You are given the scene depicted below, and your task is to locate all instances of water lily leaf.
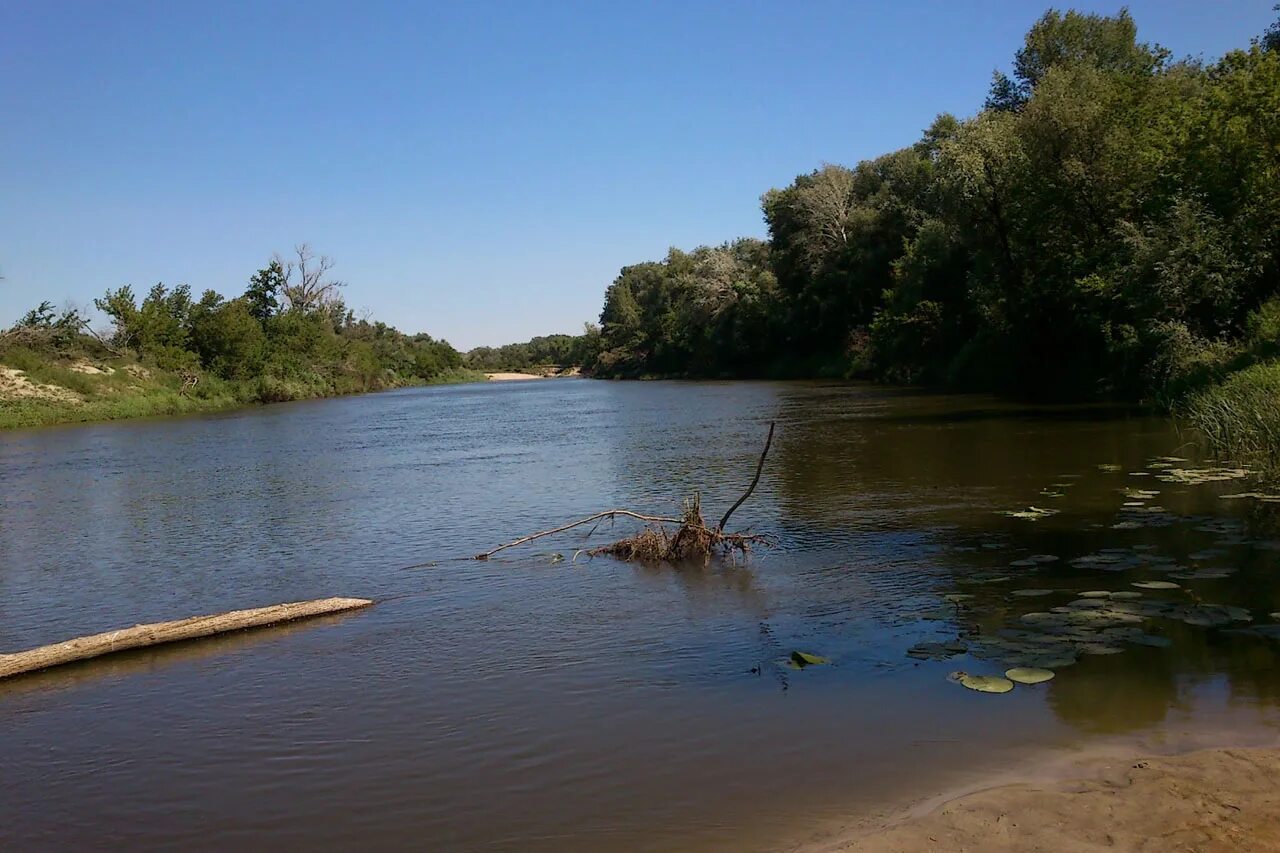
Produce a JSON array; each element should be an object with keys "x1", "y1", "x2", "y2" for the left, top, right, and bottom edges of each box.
[
  {"x1": 1132, "y1": 581, "x2": 1180, "y2": 590},
  {"x1": 1126, "y1": 633, "x2": 1173, "y2": 647},
  {"x1": 1170, "y1": 568, "x2": 1237, "y2": 580},
  {"x1": 1011, "y1": 588, "x2": 1056, "y2": 597},
  {"x1": 1029, "y1": 655, "x2": 1077, "y2": 668},
  {"x1": 907, "y1": 641, "x2": 968, "y2": 660},
  {"x1": 1110, "y1": 591, "x2": 1144, "y2": 600},
  {"x1": 950, "y1": 671, "x2": 1015, "y2": 693},
  {"x1": 1079, "y1": 591, "x2": 1112, "y2": 598},
  {"x1": 790, "y1": 651, "x2": 829, "y2": 667},
  {"x1": 1005, "y1": 667, "x2": 1055, "y2": 684},
  {"x1": 1076, "y1": 642, "x2": 1125, "y2": 655}
]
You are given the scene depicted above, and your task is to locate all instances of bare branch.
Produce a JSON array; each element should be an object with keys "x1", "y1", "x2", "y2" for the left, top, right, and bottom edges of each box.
[
  {"x1": 278, "y1": 243, "x2": 346, "y2": 312},
  {"x1": 475, "y1": 510, "x2": 682, "y2": 560},
  {"x1": 718, "y1": 421, "x2": 775, "y2": 532}
]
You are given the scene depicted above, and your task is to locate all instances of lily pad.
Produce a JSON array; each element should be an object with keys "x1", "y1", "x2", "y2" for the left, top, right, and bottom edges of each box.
[
  {"x1": 950, "y1": 671, "x2": 1015, "y2": 694},
  {"x1": 789, "y1": 651, "x2": 829, "y2": 667},
  {"x1": 1132, "y1": 581, "x2": 1180, "y2": 590},
  {"x1": 1126, "y1": 633, "x2": 1173, "y2": 648},
  {"x1": 1005, "y1": 667, "x2": 1055, "y2": 684},
  {"x1": 1000, "y1": 507, "x2": 1060, "y2": 521},
  {"x1": 1011, "y1": 588, "x2": 1056, "y2": 597},
  {"x1": 1076, "y1": 642, "x2": 1125, "y2": 655},
  {"x1": 906, "y1": 641, "x2": 968, "y2": 660}
]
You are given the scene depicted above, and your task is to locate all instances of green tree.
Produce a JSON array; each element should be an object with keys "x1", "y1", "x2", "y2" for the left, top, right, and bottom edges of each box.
[{"x1": 245, "y1": 260, "x2": 284, "y2": 323}]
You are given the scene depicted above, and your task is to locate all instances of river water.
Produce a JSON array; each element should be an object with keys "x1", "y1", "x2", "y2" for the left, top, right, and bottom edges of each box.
[{"x1": 2, "y1": 379, "x2": 1278, "y2": 850}]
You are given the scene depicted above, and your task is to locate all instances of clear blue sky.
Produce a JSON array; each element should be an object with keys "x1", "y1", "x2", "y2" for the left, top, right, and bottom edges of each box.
[{"x1": 1, "y1": 1, "x2": 1274, "y2": 349}]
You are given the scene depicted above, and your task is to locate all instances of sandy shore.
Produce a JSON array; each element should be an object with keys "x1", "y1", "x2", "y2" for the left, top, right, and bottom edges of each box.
[
  {"x1": 801, "y1": 745, "x2": 1280, "y2": 852},
  {"x1": 484, "y1": 372, "x2": 543, "y2": 381}
]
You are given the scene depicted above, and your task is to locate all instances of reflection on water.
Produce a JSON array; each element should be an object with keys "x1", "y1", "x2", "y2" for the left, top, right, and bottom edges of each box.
[{"x1": 1, "y1": 380, "x2": 1278, "y2": 851}]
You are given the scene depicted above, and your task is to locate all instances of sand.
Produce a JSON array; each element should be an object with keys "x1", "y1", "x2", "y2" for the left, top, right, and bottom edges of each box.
[
  {"x1": 803, "y1": 745, "x2": 1280, "y2": 852},
  {"x1": 0, "y1": 366, "x2": 81, "y2": 403},
  {"x1": 485, "y1": 372, "x2": 544, "y2": 381}
]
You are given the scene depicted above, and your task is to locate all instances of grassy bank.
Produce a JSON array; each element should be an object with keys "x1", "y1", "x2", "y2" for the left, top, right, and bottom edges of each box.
[
  {"x1": 1181, "y1": 361, "x2": 1280, "y2": 483},
  {"x1": 0, "y1": 346, "x2": 484, "y2": 430}
]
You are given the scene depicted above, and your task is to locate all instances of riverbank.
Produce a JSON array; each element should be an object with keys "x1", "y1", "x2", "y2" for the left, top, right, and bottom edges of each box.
[
  {"x1": 484, "y1": 366, "x2": 583, "y2": 381},
  {"x1": 800, "y1": 742, "x2": 1280, "y2": 851},
  {"x1": 0, "y1": 350, "x2": 485, "y2": 430},
  {"x1": 1183, "y1": 360, "x2": 1280, "y2": 485}
]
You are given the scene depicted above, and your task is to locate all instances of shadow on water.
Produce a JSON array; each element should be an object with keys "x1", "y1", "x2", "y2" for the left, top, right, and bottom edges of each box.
[{"x1": 0, "y1": 611, "x2": 368, "y2": 699}]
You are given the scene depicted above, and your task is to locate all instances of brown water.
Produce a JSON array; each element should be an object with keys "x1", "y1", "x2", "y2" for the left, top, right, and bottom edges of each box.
[{"x1": 2, "y1": 380, "x2": 1279, "y2": 851}]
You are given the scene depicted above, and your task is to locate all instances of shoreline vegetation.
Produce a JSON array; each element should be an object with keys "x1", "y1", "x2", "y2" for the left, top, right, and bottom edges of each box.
[
  {"x1": 0, "y1": 245, "x2": 487, "y2": 430},
  {"x1": 543, "y1": 9, "x2": 1280, "y2": 479},
  {"x1": 808, "y1": 742, "x2": 1280, "y2": 851},
  {"x1": 5, "y1": 9, "x2": 1278, "y2": 479}
]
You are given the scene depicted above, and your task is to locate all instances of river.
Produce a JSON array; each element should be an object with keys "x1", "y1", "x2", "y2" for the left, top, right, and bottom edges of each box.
[{"x1": 2, "y1": 379, "x2": 1278, "y2": 850}]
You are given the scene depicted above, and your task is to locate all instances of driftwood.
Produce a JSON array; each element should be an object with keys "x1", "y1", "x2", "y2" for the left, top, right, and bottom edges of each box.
[
  {"x1": 475, "y1": 422, "x2": 777, "y2": 564},
  {"x1": 0, "y1": 597, "x2": 373, "y2": 681},
  {"x1": 475, "y1": 510, "x2": 682, "y2": 560}
]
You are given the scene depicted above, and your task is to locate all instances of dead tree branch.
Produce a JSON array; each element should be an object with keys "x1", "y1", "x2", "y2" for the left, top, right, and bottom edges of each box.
[
  {"x1": 475, "y1": 510, "x2": 682, "y2": 560},
  {"x1": 474, "y1": 423, "x2": 778, "y2": 565},
  {"x1": 718, "y1": 421, "x2": 775, "y2": 532}
]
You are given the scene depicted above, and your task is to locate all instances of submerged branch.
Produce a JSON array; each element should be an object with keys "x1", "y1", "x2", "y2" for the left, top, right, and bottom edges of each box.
[
  {"x1": 475, "y1": 422, "x2": 778, "y2": 565},
  {"x1": 474, "y1": 510, "x2": 682, "y2": 560}
]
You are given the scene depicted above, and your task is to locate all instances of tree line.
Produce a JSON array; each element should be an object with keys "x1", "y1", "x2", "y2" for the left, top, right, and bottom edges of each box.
[
  {"x1": 6, "y1": 244, "x2": 469, "y2": 403},
  {"x1": 464, "y1": 327, "x2": 602, "y2": 372},
  {"x1": 585, "y1": 8, "x2": 1280, "y2": 402}
]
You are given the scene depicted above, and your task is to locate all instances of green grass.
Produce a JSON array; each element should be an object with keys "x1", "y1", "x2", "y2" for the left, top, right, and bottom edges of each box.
[
  {"x1": 0, "y1": 351, "x2": 486, "y2": 430},
  {"x1": 1181, "y1": 360, "x2": 1280, "y2": 482}
]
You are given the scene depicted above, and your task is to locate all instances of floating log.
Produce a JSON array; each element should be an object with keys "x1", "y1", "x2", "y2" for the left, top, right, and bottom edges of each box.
[{"x1": 0, "y1": 597, "x2": 373, "y2": 681}]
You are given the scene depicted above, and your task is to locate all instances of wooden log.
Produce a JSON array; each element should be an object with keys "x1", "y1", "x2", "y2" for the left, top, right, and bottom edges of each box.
[{"x1": 0, "y1": 597, "x2": 373, "y2": 681}]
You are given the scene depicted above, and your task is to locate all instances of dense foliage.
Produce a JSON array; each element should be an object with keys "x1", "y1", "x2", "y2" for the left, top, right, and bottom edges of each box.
[
  {"x1": 3, "y1": 246, "x2": 473, "y2": 420},
  {"x1": 591, "y1": 9, "x2": 1280, "y2": 402},
  {"x1": 464, "y1": 327, "x2": 602, "y2": 373}
]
